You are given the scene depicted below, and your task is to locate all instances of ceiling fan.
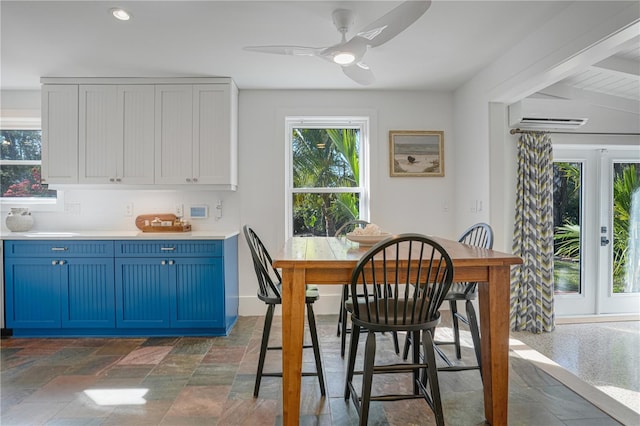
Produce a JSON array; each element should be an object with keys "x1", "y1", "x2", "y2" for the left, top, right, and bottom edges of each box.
[{"x1": 243, "y1": 1, "x2": 432, "y2": 85}]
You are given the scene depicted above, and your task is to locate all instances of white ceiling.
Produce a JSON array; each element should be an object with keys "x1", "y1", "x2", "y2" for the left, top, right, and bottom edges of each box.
[{"x1": 1, "y1": 0, "x2": 638, "y2": 106}]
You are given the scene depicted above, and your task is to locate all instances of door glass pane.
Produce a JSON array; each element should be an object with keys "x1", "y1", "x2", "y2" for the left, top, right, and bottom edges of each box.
[
  {"x1": 553, "y1": 162, "x2": 582, "y2": 294},
  {"x1": 612, "y1": 162, "x2": 640, "y2": 294}
]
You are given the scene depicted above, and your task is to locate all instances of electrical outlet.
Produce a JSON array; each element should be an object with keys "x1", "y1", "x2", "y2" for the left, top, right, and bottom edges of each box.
[
  {"x1": 175, "y1": 204, "x2": 184, "y2": 217},
  {"x1": 125, "y1": 203, "x2": 133, "y2": 217}
]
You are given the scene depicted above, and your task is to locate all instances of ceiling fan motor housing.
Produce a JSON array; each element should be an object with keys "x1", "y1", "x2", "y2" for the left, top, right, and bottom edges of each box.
[{"x1": 332, "y1": 9, "x2": 354, "y2": 35}]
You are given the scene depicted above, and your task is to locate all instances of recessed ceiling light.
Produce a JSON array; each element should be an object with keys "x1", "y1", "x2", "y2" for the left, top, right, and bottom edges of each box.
[{"x1": 111, "y1": 8, "x2": 131, "y2": 21}]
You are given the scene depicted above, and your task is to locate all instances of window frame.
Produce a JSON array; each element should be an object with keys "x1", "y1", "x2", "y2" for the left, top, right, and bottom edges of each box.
[
  {"x1": 285, "y1": 116, "x2": 370, "y2": 238},
  {"x1": 0, "y1": 113, "x2": 63, "y2": 211}
]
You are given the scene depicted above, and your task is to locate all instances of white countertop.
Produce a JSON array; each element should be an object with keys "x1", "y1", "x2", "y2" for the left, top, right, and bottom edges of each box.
[{"x1": 1, "y1": 230, "x2": 239, "y2": 240}]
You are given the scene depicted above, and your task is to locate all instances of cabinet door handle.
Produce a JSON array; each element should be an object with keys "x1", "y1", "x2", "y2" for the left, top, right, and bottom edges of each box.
[
  {"x1": 192, "y1": 177, "x2": 198, "y2": 183},
  {"x1": 116, "y1": 178, "x2": 122, "y2": 182},
  {"x1": 51, "y1": 247, "x2": 68, "y2": 251},
  {"x1": 185, "y1": 178, "x2": 192, "y2": 183},
  {"x1": 160, "y1": 247, "x2": 175, "y2": 251},
  {"x1": 59, "y1": 260, "x2": 65, "y2": 265},
  {"x1": 168, "y1": 260, "x2": 175, "y2": 265},
  {"x1": 52, "y1": 260, "x2": 58, "y2": 265},
  {"x1": 109, "y1": 178, "x2": 115, "y2": 182},
  {"x1": 161, "y1": 260, "x2": 167, "y2": 265}
]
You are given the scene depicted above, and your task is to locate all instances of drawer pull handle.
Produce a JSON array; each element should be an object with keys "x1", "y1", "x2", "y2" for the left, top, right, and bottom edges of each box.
[
  {"x1": 160, "y1": 247, "x2": 176, "y2": 251},
  {"x1": 51, "y1": 247, "x2": 68, "y2": 251}
]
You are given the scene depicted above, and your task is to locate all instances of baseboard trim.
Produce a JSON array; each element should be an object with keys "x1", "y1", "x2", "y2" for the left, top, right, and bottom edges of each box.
[{"x1": 556, "y1": 314, "x2": 640, "y2": 324}]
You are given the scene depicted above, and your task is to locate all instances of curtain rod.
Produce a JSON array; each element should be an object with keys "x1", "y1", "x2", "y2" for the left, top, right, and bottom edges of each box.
[{"x1": 510, "y1": 128, "x2": 640, "y2": 136}]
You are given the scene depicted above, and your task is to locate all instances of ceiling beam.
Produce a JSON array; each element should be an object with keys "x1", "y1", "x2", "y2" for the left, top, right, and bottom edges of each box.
[{"x1": 539, "y1": 82, "x2": 639, "y2": 114}]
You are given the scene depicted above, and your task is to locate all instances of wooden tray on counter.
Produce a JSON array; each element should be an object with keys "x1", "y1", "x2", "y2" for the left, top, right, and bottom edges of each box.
[{"x1": 135, "y1": 214, "x2": 191, "y2": 233}]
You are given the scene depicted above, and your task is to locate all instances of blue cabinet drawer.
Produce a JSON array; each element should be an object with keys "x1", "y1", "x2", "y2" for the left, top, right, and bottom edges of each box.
[
  {"x1": 116, "y1": 240, "x2": 222, "y2": 257},
  {"x1": 4, "y1": 240, "x2": 114, "y2": 258}
]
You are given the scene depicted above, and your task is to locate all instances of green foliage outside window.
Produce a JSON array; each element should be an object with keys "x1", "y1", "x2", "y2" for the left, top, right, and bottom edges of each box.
[
  {"x1": 292, "y1": 128, "x2": 361, "y2": 236},
  {"x1": 1, "y1": 130, "x2": 55, "y2": 198}
]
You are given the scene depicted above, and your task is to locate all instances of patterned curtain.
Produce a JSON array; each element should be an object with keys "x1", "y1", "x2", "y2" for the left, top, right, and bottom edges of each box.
[{"x1": 510, "y1": 132, "x2": 555, "y2": 333}]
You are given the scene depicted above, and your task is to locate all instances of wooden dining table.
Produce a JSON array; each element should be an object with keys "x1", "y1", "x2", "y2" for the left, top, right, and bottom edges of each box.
[{"x1": 273, "y1": 235, "x2": 523, "y2": 425}]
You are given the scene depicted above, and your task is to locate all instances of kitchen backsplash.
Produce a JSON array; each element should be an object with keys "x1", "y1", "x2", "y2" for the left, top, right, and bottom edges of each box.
[{"x1": 1, "y1": 189, "x2": 238, "y2": 234}]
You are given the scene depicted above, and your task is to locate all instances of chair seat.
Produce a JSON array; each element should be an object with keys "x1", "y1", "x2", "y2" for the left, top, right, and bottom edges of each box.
[{"x1": 346, "y1": 298, "x2": 440, "y2": 329}]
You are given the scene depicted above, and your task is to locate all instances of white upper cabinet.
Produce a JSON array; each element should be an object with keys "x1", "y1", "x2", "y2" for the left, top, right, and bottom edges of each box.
[
  {"x1": 41, "y1": 85, "x2": 79, "y2": 184},
  {"x1": 79, "y1": 85, "x2": 155, "y2": 184},
  {"x1": 155, "y1": 83, "x2": 237, "y2": 187},
  {"x1": 41, "y1": 77, "x2": 238, "y2": 190}
]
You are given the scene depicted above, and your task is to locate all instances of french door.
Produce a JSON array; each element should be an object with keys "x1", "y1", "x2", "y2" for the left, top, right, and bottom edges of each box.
[{"x1": 553, "y1": 147, "x2": 640, "y2": 316}]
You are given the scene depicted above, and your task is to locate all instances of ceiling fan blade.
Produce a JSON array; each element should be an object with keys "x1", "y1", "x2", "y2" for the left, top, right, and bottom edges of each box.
[
  {"x1": 355, "y1": 0, "x2": 431, "y2": 47},
  {"x1": 342, "y1": 63, "x2": 376, "y2": 85},
  {"x1": 243, "y1": 45, "x2": 324, "y2": 57}
]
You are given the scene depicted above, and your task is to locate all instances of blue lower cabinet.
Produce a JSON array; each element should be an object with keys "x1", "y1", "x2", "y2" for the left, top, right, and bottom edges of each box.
[
  {"x1": 115, "y1": 258, "x2": 171, "y2": 328},
  {"x1": 62, "y1": 258, "x2": 115, "y2": 328},
  {"x1": 171, "y1": 257, "x2": 224, "y2": 328},
  {"x1": 5, "y1": 258, "x2": 63, "y2": 329},
  {"x1": 3, "y1": 237, "x2": 238, "y2": 337}
]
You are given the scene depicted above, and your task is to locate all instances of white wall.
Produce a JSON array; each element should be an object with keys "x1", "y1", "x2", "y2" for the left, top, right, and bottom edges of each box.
[
  {"x1": 237, "y1": 89, "x2": 456, "y2": 314},
  {"x1": 453, "y1": 1, "x2": 640, "y2": 252},
  {"x1": 1, "y1": 88, "x2": 456, "y2": 316}
]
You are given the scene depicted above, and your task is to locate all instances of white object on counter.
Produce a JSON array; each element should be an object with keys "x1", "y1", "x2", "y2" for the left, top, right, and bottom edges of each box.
[{"x1": 5, "y1": 208, "x2": 34, "y2": 232}]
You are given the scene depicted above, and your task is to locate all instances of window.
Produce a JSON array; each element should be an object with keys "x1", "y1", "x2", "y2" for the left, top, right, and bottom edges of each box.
[
  {"x1": 286, "y1": 117, "x2": 369, "y2": 237},
  {"x1": 1, "y1": 114, "x2": 59, "y2": 207}
]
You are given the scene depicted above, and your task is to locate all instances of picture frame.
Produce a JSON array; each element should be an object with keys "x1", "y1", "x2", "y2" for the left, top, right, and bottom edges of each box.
[{"x1": 389, "y1": 130, "x2": 444, "y2": 177}]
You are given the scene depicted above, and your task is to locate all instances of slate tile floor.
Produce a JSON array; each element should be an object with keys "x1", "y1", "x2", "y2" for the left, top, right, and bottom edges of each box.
[{"x1": 0, "y1": 314, "x2": 623, "y2": 425}]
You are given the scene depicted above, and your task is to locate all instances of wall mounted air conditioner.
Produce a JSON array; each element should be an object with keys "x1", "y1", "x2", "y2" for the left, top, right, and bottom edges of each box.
[{"x1": 508, "y1": 98, "x2": 589, "y2": 130}]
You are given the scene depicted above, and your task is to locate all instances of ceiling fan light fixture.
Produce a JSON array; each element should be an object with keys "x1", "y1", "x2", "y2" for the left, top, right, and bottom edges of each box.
[
  {"x1": 333, "y1": 52, "x2": 355, "y2": 65},
  {"x1": 111, "y1": 8, "x2": 132, "y2": 21}
]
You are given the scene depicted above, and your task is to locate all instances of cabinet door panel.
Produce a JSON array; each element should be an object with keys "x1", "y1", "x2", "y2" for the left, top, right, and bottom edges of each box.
[
  {"x1": 79, "y1": 85, "x2": 118, "y2": 183},
  {"x1": 155, "y1": 85, "x2": 193, "y2": 184},
  {"x1": 119, "y1": 85, "x2": 155, "y2": 184},
  {"x1": 193, "y1": 84, "x2": 232, "y2": 184},
  {"x1": 41, "y1": 85, "x2": 79, "y2": 184},
  {"x1": 115, "y1": 258, "x2": 170, "y2": 328},
  {"x1": 62, "y1": 258, "x2": 115, "y2": 328},
  {"x1": 5, "y1": 259, "x2": 61, "y2": 328},
  {"x1": 171, "y1": 258, "x2": 223, "y2": 328}
]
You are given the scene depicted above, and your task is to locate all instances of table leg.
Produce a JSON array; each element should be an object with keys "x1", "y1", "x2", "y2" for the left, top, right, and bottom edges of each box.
[
  {"x1": 478, "y1": 265, "x2": 510, "y2": 425},
  {"x1": 281, "y1": 266, "x2": 307, "y2": 426}
]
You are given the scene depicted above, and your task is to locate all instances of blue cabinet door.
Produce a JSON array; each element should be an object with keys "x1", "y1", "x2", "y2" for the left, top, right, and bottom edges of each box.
[
  {"x1": 170, "y1": 257, "x2": 224, "y2": 328},
  {"x1": 62, "y1": 258, "x2": 115, "y2": 328},
  {"x1": 5, "y1": 258, "x2": 62, "y2": 328},
  {"x1": 115, "y1": 258, "x2": 171, "y2": 328}
]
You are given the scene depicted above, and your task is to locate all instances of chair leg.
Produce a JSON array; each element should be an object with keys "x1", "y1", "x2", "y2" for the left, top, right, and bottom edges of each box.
[
  {"x1": 466, "y1": 300, "x2": 483, "y2": 379},
  {"x1": 392, "y1": 331, "x2": 400, "y2": 355},
  {"x1": 450, "y1": 299, "x2": 462, "y2": 359},
  {"x1": 422, "y1": 329, "x2": 445, "y2": 426},
  {"x1": 344, "y1": 324, "x2": 361, "y2": 401},
  {"x1": 411, "y1": 330, "x2": 421, "y2": 394},
  {"x1": 402, "y1": 329, "x2": 412, "y2": 360},
  {"x1": 337, "y1": 285, "x2": 346, "y2": 336},
  {"x1": 359, "y1": 331, "x2": 377, "y2": 426},
  {"x1": 254, "y1": 304, "x2": 275, "y2": 397},
  {"x1": 306, "y1": 303, "x2": 326, "y2": 396},
  {"x1": 340, "y1": 285, "x2": 349, "y2": 357}
]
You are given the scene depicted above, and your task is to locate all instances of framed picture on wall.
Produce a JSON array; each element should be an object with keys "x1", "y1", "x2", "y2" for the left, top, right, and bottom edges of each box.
[{"x1": 389, "y1": 130, "x2": 444, "y2": 177}]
